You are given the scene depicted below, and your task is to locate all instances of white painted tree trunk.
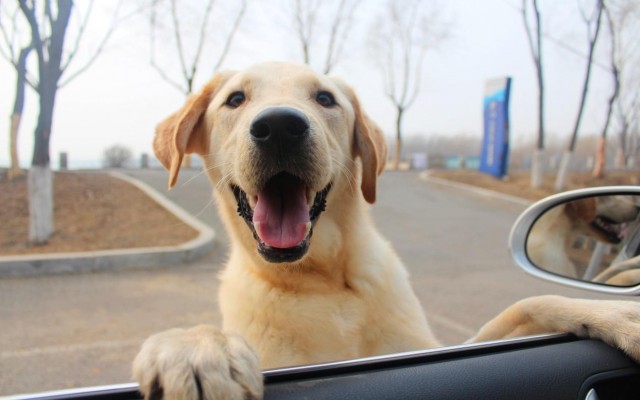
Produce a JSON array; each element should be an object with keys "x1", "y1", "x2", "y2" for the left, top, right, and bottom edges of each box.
[
  {"x1": 28, "y1": 165, "x2": 54, "y2": 244},
  {"x1": 554, "y1": 150, "x2": 573, "y2": 192},
  {"x1": 614, "y1": 147, "x2": 625, "y2": 168},
  {"x1": 530, "y1": 148, "x2": 544, "y2": 189}
]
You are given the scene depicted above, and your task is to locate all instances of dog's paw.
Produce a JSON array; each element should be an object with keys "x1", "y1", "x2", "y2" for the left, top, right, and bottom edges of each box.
[
  {"x1": 523, "y1": 296, "x2": 640, "y2": 363},
  {"x1": 132, "y1": 325, "x2": 263, "y2": 400},
  {"x1": 569, "y1": 298, "x2": 640, "y2": 363},
  {"x1": 472, "y1": 295, "x2": 640, "y2": 363}
]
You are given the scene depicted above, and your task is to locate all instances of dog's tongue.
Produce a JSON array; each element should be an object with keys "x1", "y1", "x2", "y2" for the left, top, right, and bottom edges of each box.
[{"x1": 253, "y1": 176, "x2": 310, "y2": 249}]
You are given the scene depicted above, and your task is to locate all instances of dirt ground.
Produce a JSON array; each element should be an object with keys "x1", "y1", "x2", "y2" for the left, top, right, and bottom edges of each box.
[
  {"x1": 428, "y1": 169, "x2": 640, "y2": 201},
  {"x1": 0, "y1": 171, "x2": 198, "y2": 255}
]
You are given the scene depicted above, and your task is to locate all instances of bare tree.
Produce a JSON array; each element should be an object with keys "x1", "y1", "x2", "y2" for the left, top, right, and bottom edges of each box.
[
  {"x1": 368, "y1": 0, "x2": 449, "y2": 170},
  {"x1": 616, "y1": 88, "x2": 640, "y2": 167},
  {"x1": 290, "y1": 0, "x2": 362, "y2": 74},
  {"x1": 149, "y1": 0, "x2": 246, "y2": 168},
  {"x1": 555, "y1": 0, "x2": 605, "y2": 191},
  {"x1": 0, "y1": 8, "x2": 34, "y2": 180},
  {"x1": 103, "y1": 144, "x2": 134, "y2": 168},
  {"x1": 608, "y1": 0, "x2": 640, "y2": 168},
  {"x1": 521, "y1": 0, "x2": 546, "y2": 188},
  {"x1": 4, "y1": 0, "x2": 125, "y2": 244},
  {"x1": 1, "y1": 46, "x2": 32, "y2": 180},
  {"x1": 592, "y1": 4, "x2": 618, "y2": 178},
  {"x1": 149, "y1": 0, "x2": 247, "y2": 96}
]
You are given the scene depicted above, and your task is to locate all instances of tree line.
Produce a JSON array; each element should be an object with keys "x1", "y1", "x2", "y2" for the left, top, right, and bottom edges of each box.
[
  {"x1": 522, "y1": 0, "x2": 640, "y2": 189},
  {"x1": 1, "y1": 0, "x2": 638, "y2": 245}
]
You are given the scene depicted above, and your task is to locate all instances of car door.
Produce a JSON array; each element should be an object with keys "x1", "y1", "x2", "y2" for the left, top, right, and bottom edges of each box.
[{"x1": 14, "y1": 334, "x2": 640, "y2": 400}]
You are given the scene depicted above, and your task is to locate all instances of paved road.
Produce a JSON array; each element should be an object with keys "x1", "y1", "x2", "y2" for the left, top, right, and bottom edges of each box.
[{"x1": 0, "y1": 169, "x2": 631, "y2": 395}]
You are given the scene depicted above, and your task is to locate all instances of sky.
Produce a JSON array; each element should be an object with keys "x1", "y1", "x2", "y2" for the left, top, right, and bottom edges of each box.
[{"x1": 0, "y1": 0, "x2": 619, "y2": 169}]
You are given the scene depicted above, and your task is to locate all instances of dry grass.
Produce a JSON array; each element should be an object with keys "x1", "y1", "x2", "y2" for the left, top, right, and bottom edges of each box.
[
  {"x1": 0, "y1": 172, "x2": 198, "y2": 255},
  {"x1": 428, "y1": 169, "x2": 640, "y2": 201}
]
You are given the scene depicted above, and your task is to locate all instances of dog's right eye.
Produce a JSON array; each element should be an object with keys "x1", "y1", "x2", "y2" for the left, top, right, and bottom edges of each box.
[
  {"x1": 225, "y1": 92, "x2": 245, "y2": 108},
  {"x1": 316, "y1": 91, "x2": 336, "y2": 108}
]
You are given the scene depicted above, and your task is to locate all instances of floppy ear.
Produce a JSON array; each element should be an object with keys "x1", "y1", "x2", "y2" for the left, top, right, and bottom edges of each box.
[
  {"x1": 357, "y1": 112, "x2": 388, "y2": 203},
  {"x1": 566, "y1": 197, "x2": 597, "y2": 222},
  {"x1": 333, "y1": 79, "x2": 388, "y2": 203},
  {"x1": 154, "y1": 71, "x2": 236, "y2": 188}
]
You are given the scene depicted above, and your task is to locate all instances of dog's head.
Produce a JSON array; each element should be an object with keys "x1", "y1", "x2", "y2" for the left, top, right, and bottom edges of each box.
[
  {"x1": 153, "y1": 62, "x2": 387, "y2": 264},
  {"x1": 566, "y1": 196, "x2": 639, "y2": 244}
]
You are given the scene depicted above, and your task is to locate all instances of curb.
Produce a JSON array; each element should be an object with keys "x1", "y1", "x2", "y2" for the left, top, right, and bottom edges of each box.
[
  {"x1": 0, "y1": 171, "x2": 216, "y2": 276},
  {"x1": 419, "y1": 172, "x2": 533, "y2": 207}
]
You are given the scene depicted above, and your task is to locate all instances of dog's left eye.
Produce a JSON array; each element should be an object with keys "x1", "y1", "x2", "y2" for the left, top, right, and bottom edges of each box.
[
  {"x1": 225, "y1": 92, "x2": 246, "y2": 108},
  {"x1": 316, "y1": 91, "x2": 336, "y2": 107}
]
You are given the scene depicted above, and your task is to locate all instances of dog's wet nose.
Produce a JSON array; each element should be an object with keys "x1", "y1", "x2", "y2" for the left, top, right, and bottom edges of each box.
[{"x1": 250, "y1": 107, "x2": 310, "y2": 146}]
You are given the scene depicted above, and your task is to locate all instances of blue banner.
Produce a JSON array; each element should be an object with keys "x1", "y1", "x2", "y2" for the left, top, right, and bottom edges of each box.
[{"x1": 479, "y1": 77, "x2": 511, "y2": 178}]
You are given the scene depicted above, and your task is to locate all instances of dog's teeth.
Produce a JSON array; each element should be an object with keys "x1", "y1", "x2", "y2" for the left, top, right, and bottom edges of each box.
[
  {"x1": 304, "y1": 222, "x2": 312, "y2": 236},
  {"x1": 249, "y1": 195, "x2": 257, "y2": 209},
  {"x1": 306, "y1": 189, "x2": 314, "y2": 208}
]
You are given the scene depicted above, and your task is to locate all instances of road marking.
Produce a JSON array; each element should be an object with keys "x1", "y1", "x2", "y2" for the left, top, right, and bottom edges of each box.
[
  {"x1": 420, "y1": 173, "x2": 532, "y2": 207},
  {"x1": 0, "y1": 339, "x2": 143, "y2": 360}
]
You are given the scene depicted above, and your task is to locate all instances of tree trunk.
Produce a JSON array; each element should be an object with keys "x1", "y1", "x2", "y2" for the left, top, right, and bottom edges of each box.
[
  {"x1": 28, "y1": 165, "x2": 54, "y2": 244},
  {"x1": 592, "y1": 136, "x2": 606, "y2": 178},
  {"x1": 392, "y1": 107, "x2": 404, "y2": 170},
  {"x1": 32, "y1": 82, "x2": 57, "y2": 166},
  {"x1": 559, "y1": 1, "x2": 603, "y2": 189},
  {"x1": 530, "y1": 148, "x2": 544, "y2": 188},
  {"x1": 9, "y1": 114, "x2": 22, "y2": 180},
  {"x1": 614, "y1": 146, "x2": 625, "y2": 168},
  {"x1": 28, "y1": 83, "x2": 57, "y2": 244},
  {"x1": 393, "y1": 138, "x2": 401, "y2": 170},
  {"x1": 523, "y1": 0, "x2": 546, "y2": 188},
  {"x1": 19, "y1": 0, "x2": 73, "y2": 245},
  {"x1": 555, "y1": 150, "x2": 573, "y2": 191},
  {"x1": 592, "y1": 5, "x2": 618, "y2": 179},
  {"x1": 8, "y1": 46, "x2": 32, "y2": 180}
]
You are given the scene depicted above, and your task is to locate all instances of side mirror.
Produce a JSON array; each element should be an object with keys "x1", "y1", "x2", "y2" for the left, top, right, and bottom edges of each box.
[{"x1": 509, "y1": 186, "x2": 640, "y2": 295}]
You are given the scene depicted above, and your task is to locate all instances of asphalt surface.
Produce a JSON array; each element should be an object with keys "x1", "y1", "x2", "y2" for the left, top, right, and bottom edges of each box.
[{"x1": 0, "y1": 169, "x2": 633, "y2": 395}]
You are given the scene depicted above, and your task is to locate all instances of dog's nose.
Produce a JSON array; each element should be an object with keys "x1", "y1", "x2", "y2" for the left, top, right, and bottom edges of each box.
[{"x1": 250, "y1": 107, "x2": 310, "y2": 146}]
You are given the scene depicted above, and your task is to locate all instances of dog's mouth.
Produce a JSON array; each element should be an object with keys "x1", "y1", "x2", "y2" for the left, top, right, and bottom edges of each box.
[
  {"x1": 590, "y1": 216, "x2": 625, "y2": 244},
  {"x1": 231, "y1": 172, "x2": 331, "y2": 263}
]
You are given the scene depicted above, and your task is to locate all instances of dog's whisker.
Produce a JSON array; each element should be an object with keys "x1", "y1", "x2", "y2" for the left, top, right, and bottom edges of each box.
[
  {"x1": 177, "y1": 158, "x2": 232, "y2": 189},
  {"x1": 331, "y1": 156, "x2": 357, "y2": 195},
  {"x1": 191, "y1": 197, "x2": 216, "y2": 221},
  {"x1": 200, "y1": 160, "x2": 233, "y2": 175},
  {"x1": 215, "y1": 170, "x2": 234, "y2": 191},
  {"x1": 179, "y1": 168, "x2": 209, "y2": 189}
]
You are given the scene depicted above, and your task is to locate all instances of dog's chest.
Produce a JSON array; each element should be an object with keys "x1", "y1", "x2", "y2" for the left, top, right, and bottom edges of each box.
[{"x1": 222, "y1": 282, "x2": 385, "y2": 361}]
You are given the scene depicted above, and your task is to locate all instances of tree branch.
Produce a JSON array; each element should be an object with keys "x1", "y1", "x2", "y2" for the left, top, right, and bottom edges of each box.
[
  {"x1": 59, "y1": 0, "x2": 130, "y2": 87},
  {"x1": 151, "y1": 57, "x2": 188, "y2": 95},
  {"x1": 323, "y1": 0, "x2": 362, "y2": 74},
  {"x1": 189, "y1": 0, "x2": 216, "y2": 84},
  {"x1": 59, "y1": 0, "x2": 95, "y2": 74},
  {"x1": 170, "y1": 0, "x2": 190, "y2": 87},
  {"x1": 294, "y1": 0, "x2": 310, "y2": 64},
  {"x1": 18, "y1": 0, "x2": 45, "y2": 66},
  {"x1": 212, "y1": 0, "x2": 246, "y2": 73},
  {"x1": 0, "y1": 3, "x2": 20, "y2": 62},
  {"x1": 323, "y1": 0, "x2": 346, "y2": 74}
]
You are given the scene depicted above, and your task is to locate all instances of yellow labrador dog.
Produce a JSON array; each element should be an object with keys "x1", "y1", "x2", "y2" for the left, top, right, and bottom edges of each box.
[
  {"x1": 527, "y1": 196, "x2": 639, "y2": 278},
  {"x1": 133, "y1": 62, "x2": 640, "y2": 400}
]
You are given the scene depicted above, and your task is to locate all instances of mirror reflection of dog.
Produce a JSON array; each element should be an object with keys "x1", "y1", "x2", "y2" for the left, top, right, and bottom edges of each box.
[
  {"x1": 133, "y1": 62, "x2": 640, "y2": 400},
  {"x1": 527, "y1": 196, "x2": 639, "y2": 282}
]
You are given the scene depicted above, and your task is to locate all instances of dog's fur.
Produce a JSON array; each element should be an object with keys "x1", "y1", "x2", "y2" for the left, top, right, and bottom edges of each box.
[
  {"x1": 133, "y1": 62, "x2": 640, "y2": 400},
  {"x1": 527, "y1": 196, "x2": 639, "y2": 279}
]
